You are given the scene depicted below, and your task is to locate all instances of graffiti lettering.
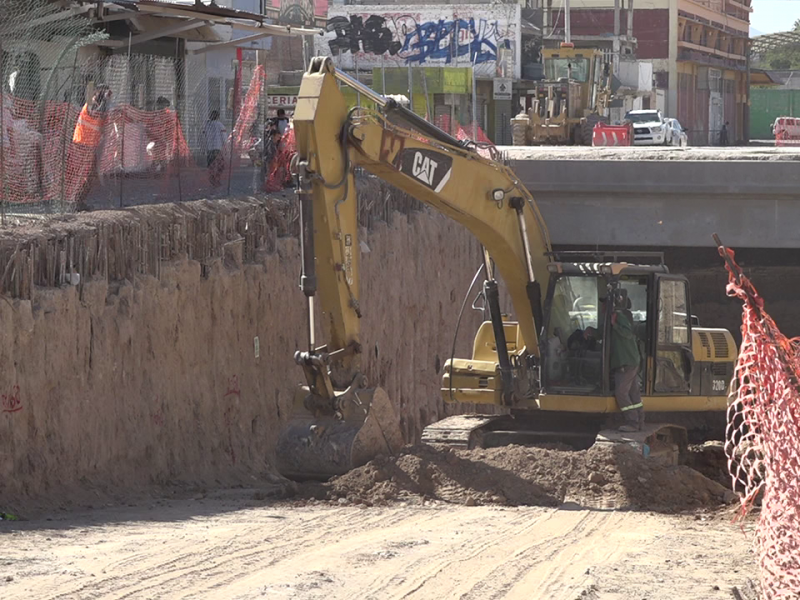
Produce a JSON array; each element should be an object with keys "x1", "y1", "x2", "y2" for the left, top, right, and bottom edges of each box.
[
  {"x1": 1, "y1": 385, "x2": 22, "y2": 414},
  {"x1": 223, "y1": 376, "x2": 241, "y2": 465},
  {"x1": 225, "y1": 376, "x2": 241, "y2": 399},
  {"x1": 327, "y1": 15, "x2": 403, "y2": 57},
  {"x1": 317, "y1": 8, "x2": 518, "y2": 77},
  {"x1": 402, "y1": 18, "x2": 500, "y2": 66}
]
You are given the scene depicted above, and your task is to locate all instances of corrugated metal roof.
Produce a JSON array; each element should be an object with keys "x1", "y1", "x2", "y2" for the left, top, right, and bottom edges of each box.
[{"x1": 109, "y1": 0, "x2": 268, "y2": 23}]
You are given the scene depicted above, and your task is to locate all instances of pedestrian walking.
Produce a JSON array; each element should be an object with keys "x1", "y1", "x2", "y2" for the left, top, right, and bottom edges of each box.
[{"x1": 68, "y1": 84, "x2": 112, "y2": 210}]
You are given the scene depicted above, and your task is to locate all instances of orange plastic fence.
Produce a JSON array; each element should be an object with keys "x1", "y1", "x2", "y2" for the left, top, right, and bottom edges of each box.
[
  {"x1": 719, "y1": 240, "x2": 800, "y2": 600},
  {"x1": 262, "y1": 112, "x2": 496, "y2": 193},
  {"x1": 0, "y1": 65, "x2": 268, "y2": 208}
]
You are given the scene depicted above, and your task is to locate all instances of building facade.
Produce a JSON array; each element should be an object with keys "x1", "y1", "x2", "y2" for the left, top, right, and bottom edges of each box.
[{"x1": 545, "y1": 0, "x2": 751, "y2": 144}]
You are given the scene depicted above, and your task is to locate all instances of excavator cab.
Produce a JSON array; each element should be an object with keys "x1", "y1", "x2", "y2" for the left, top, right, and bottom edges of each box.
[
  {"x1": 433, "y1": 253, "x2": 735, "y2": 454},
  {"x1": 540, "y1": 253, "x2": 735, "y2": 403}
]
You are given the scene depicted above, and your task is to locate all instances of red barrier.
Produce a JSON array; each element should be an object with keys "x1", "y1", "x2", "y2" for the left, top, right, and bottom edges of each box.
[
  {"x1": 774, "y1": 117, "x2": 800, "y2": 147},
  {"x1": 592, "y1": 122, "x2": 632, "y2": 147}
]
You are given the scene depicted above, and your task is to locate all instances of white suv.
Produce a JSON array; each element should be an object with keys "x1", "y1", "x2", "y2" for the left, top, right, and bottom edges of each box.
[{"x1": 624, "y1": 110, "x2": 667, "y2": 145}]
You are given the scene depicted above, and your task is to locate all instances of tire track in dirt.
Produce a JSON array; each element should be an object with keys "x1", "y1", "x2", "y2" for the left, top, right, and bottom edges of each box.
[
  {"x1": 45, "y1": 509, "x2": 354, "y2": 599},
  {"x1": 381, "y1": 509, "x2": 612, "y2": 599},
  {"x1": 1, "y1": 503, "x2": 755, "y2": 600},
  {"x1": 360, "y1": 510, "x2": 550, "y2": 599},
  {"x1": 48, "y1": 507, "x2": 438, "y2": 600}
]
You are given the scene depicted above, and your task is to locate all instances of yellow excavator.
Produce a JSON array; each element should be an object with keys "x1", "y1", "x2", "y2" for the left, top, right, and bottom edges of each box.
[{"x1": 275, "y1": 58, "x2": 736, "y2": 480}]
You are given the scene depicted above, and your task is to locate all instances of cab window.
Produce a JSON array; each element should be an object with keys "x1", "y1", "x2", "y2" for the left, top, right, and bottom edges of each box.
[
  {"x1": 544, "y1": 276, "x2": 604, "y2": 393},
  {"x1": 545, "y1": 58, "x2": 590, "y2": 82},
  {"x1": 655, "y1": 278, "x2": 691, "y2": 392}
]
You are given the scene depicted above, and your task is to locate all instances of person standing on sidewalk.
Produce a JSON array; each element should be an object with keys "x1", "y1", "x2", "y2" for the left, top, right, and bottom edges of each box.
[
  {"x1": 203, "y1": 110, "x2": 227, "y2": 188},
  {"x1": 720, "y1": 121, "x2": 729, "y2": 146},
  {"x1": 610, "y1": 290, "x2": 644, "y2": 432}
]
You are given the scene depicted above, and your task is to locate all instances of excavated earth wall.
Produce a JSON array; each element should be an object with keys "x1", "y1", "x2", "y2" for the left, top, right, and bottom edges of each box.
[{"x1": 0, "y1": 195, "x2": 495, "y2": 513}]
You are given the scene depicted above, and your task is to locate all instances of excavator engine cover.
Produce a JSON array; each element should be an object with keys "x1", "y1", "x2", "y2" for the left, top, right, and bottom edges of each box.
[{"x1": 276, "y1": 386, "x2": 404, "y2": 481}]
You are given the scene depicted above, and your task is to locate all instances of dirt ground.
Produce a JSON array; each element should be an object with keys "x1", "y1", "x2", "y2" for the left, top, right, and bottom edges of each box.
[
  {"x1": 0, "y1": 496, "x2": 757, "y2": 600},
  {"x1": 0, "y1": 442, "x2": 759, "y2": 600}
]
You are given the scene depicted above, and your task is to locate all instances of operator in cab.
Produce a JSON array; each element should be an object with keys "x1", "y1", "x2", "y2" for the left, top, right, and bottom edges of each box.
[
  {"x1": 567, "y1": 326, "x2": 597, "y2": 354},
  {"x1": 610, "y1": 289, "x2": 644, "y2": 432}
]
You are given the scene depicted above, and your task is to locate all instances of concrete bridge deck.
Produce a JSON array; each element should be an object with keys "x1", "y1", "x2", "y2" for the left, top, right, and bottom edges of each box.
[{"x1": 502, "y1": 146, "x2": 800, "y2": 249}]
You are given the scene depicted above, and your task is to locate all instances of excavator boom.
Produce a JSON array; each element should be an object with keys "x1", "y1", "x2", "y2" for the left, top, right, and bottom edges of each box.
[{"x1": 276, "y1": 58, "x2": 555, "y2": 479}]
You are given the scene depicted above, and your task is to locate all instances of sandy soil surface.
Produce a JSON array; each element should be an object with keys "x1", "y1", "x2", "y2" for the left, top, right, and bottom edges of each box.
[
  {"x1": 0, "y1": 495, "x2": 756, "y2": 600},
  {"x1": 498, "y1": 145, "x2": 800, "y2": 161},
  {"x1": 0, "y1": 441, "x2": 759, "y2": 600}
]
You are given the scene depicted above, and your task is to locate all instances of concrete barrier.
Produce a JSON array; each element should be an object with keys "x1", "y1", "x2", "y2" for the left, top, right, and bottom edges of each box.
[{"x1": 509, "y1": 158, "x2": 800, "y2": 248}]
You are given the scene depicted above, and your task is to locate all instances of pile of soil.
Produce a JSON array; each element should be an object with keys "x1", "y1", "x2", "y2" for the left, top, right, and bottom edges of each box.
[
  {"x1": 687, "y1": 441, "x2": 732, "y2": 488},
  {"x1": 300, "y1": 443, "x2": 737, "y2": 513}
]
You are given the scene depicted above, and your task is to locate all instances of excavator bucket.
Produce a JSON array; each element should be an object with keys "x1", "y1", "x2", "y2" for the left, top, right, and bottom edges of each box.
[{"x1": 275, "y1": 386, "x2": 404, "y2": 481}]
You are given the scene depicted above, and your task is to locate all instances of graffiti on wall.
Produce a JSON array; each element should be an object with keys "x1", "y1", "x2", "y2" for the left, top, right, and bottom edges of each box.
[
  {"x1": 223, "y1": 375, "x2": 241, "y2": 465},
  {"x1": 316, "y1": 5, "x2": 521, "y2": 79},
  {"x1": 1, "y1": 386, "x2": 22, "y2": 414}
]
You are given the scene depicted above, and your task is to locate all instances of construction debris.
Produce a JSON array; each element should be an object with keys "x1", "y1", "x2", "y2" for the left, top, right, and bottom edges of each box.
[{"x1": 299, "y1": 443, "x2": 735, "y2": 513}]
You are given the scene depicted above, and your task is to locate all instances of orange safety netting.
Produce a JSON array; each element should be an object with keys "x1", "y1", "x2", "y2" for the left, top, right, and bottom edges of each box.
[
  {"x1": 434, "y1": 115, "x2": 494, "y2": 145},
  {"x1": 1, "y1": 94, "x2": 192, "y2": 206},
  {"x1": 258, "y1": 105, "x2": 499, "y2": 194},
  {"x1": 720, "y1": 242, "x2": 800, "y2": 600},
  {"x1": 206, "y1": 64, "x2": 266, "y2": 191},
  {"x1": 0, "y1": 65, "x2": 268, "y2": 208},
  {"x1": 264, "y1": 125, "x2": 295, "y2": 193}
]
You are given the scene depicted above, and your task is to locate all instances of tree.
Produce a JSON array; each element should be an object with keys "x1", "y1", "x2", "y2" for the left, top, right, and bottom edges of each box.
[
  {"x1": 795, "y1": 19, "x2": 800, "y2": 32},
  {"x1": 771, "y1": 57, "x2": 792, "y2": 69}
]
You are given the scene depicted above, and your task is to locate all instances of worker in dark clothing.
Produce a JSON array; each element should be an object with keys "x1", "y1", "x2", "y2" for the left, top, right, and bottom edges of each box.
[
  {"x1": 720, "y1": 121, "x2": 729, "y2": 146},
  {"x1": 567, "y1": 326, "x2": 597, "y2": 355},
  {"x1": 262, "y1": 129, "x2": 281, "y2": 180},
  {"x1": 610, "y1": 290, "x2": 644, "y2": 432}
]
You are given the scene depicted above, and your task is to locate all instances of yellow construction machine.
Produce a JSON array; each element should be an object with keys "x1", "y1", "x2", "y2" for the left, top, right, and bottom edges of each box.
[
  {"x1": 275, "y1": 57, "x2": 736, "y2": 480},
  {"x1": 512, "y1": 45, "x2": 612, "y2": 146}
]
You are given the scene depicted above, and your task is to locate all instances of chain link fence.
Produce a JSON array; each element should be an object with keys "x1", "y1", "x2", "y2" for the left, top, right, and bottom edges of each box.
[{"x1": 0, "y1": 1, "x2": 282, "y2": 224}]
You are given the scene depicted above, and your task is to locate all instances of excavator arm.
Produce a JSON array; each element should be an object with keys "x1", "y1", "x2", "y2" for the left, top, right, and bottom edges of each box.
[
  {"x1": 293, "y1": 58, "x2": 553, "y2": 404},
  {"x1": 276, "y1": 58, "x2": 553, "y2": 479}
]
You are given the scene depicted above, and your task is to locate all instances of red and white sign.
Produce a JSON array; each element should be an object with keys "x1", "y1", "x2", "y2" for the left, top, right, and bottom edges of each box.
[
  {"x1": 592, "y1": 122, "x2": 632, "y2": 147},
  {"x1": 268, "y1": 95, "x2": 298, "y2": 107}
]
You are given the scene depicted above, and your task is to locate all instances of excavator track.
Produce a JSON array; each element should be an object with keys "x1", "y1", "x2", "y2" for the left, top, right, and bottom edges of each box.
[
  {"x1": 420, "y1": 415, "x2": 506, "y2": 449},
  {"x1": 421, "y1": 412, "x2": 692, "y2": 465}
]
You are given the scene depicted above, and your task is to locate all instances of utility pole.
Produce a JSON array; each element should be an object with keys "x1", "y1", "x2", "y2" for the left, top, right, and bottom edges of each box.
[
  {"x1": 627, "y1": 0, "x2": 634, "y2": 43},
  {"x1": 613, "y1": 0, "x2": 621, "y2": 75},
  {"x1": 564, "y1": 0, "x2": 571, "y2": 44}
]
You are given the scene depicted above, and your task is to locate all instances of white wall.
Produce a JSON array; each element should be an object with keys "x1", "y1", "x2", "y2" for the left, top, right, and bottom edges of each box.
[{"x1": 315, "y1": 5, "x2": 522, "y2": 79}]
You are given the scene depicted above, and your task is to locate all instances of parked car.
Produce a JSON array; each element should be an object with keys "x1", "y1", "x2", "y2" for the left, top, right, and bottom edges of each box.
[
  {"x1": 624, "y1": 109, "x2": 668, "y2": 145},
  {"x1": 665, "y1": 118, "x2": 689, "y2": 147}
]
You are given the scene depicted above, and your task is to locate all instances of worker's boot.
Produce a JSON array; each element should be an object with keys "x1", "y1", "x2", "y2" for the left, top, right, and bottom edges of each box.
[{"x1": 618, "y1": 424, "x2": 638, "y2": 433}]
